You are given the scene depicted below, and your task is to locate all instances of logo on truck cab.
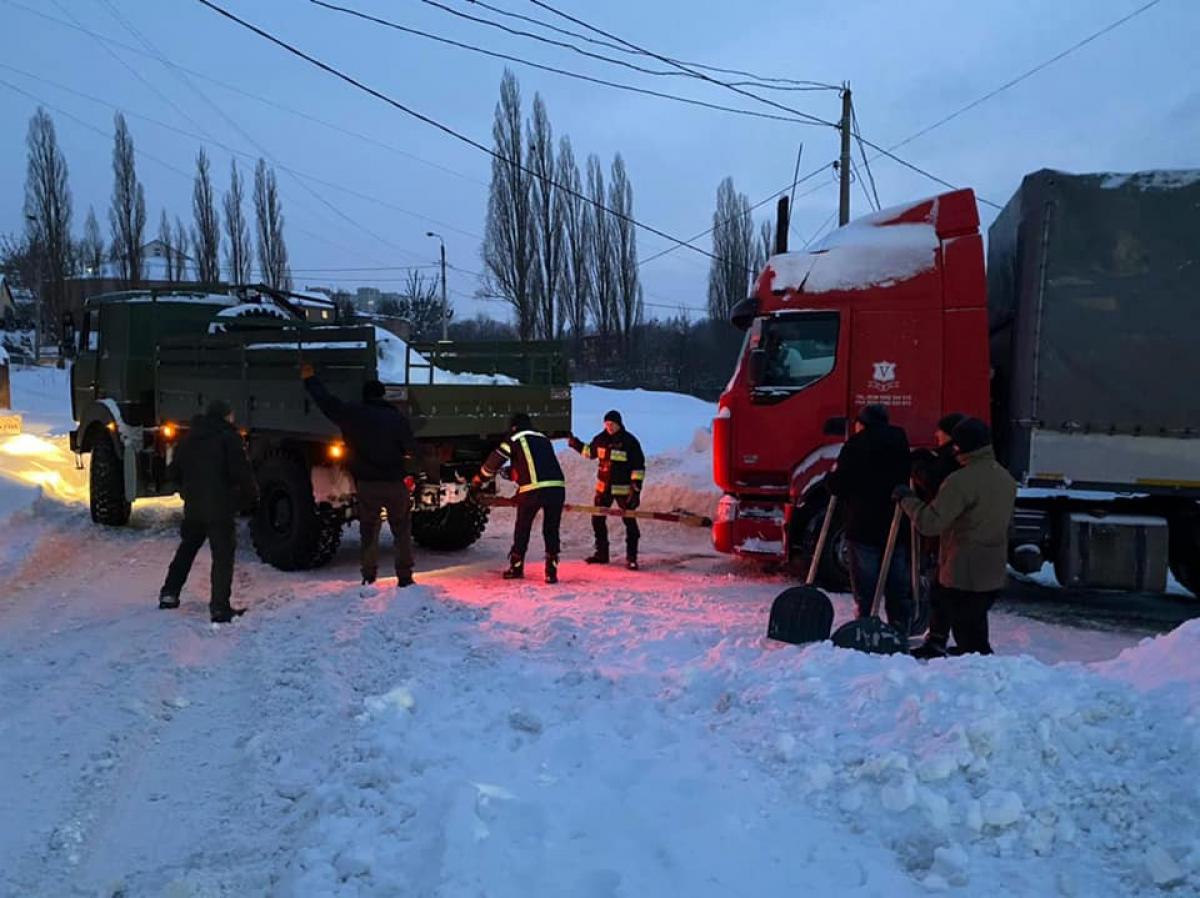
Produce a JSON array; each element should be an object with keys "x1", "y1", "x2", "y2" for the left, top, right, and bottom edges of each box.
[{"x1": 869, "y1": 361, "x2": 899, "y2": 392}]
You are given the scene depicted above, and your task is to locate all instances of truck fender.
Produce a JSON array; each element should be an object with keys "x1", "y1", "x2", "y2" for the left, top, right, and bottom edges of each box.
[
  {"x1": 789, "y1": 443, "x2": 841, "y2": 504},
  {"x1": 77, "y1": 399, "x2": 141, "y2": 503}
]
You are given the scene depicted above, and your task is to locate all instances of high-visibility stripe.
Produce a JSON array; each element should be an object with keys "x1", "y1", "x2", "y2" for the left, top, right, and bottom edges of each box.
[
  {"x1": 597, "y1": 447, "x2": 608, "y2": 459},
  {"x1": 518, "y1": 479, "x2": 565, "y2": 493},
  {"x1": 499, "y1": 441, "x2": 512, "y2": 456},
  {"x1": 610, "y1": 484, "x2": 632, "y2": 496},
  {"x1": 610, "y1": 450, "x2": 628, "y2": 462},
  {"x1": 631, "y1": 470, "x2": 645, "y2": 481},
  {"x1": 581, "y1": 444, "x2": 593, "y2": 458}
]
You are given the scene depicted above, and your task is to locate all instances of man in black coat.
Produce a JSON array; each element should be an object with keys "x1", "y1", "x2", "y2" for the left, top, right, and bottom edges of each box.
[
  {"x1": 825, "y1": 404, "x2": 913, "y2": 630},
  {"x1": 568, "y1": 409, "x2": 647, "y2": 569},
  {"x1": 472, "y1": 413, "x2": 566, "y2": 583},
  {"x1": 302, "y1": 364, "x2": 418, "y2": 587},
  {"x1": 160, "y1": 399, "x2": 259, "y2": 623}
]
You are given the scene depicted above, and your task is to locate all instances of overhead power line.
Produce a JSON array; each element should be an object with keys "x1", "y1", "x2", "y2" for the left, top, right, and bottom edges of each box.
[
  {"x1": 308, "y1": 0, "x2": 824, "y2": 127},
  {"x1": 3, "y1": 0, "x2": 486, "y2": 188},
  {"x1": 196, "y1": 0, "x2": 736, "y2": 268},
  {"x1": 461, "y1": 0, "x2": 838, "y2": 90}
]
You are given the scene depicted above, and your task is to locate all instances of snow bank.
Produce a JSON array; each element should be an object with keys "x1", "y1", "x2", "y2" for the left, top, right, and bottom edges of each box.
[
  {"x1": 1095, "y1": 619, "x2": 1200, "y2": 715},
  {"x1": 765, "y1": 221, "x2": 938, "y2": 294},
  {"x1": 570, "y1": 383, "x2": 715, "y2": 456}
]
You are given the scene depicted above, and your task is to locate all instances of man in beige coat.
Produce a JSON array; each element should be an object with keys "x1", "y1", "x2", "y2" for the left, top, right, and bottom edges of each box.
[{"x1": 894, "y1": 418, "x2": 1017, "y2": 658}]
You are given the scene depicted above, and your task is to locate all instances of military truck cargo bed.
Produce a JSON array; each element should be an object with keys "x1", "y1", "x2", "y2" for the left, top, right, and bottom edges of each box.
[{"x1": 155, "y1": 325, "x2": 572, "y2": 440}]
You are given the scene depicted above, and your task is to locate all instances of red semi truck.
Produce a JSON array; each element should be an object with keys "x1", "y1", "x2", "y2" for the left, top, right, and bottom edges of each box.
[{"x1": 712, "y1": 170, "x2": 1200, "y2": 596}]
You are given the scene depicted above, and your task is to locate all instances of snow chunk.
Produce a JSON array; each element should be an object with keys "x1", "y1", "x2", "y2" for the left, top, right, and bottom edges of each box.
[
  {"x1": 980, "y1": 789, "x2": 1024, "y2": 828},
  {"x1": 1145, "y1": 846, "x2": 1185, "y2": 887},
  {"x1": 362, "y1": 684, "x2": 416, "y2": 717}
]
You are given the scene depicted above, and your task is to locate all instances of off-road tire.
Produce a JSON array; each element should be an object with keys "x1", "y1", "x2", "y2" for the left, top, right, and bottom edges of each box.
[
  {"x1": 412, "y1": 496, "x2": 490, "y2": 551},
  {"x1": 89, "y1": 434, "x2": 131, "y2": 526},
  {"x1": 251, "y1": 452, "x2": 342, "y2": 571}
]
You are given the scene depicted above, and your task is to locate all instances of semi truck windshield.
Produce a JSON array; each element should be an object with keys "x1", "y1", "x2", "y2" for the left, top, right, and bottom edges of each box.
[{"x1": 759, "y1": 313, "x2": 838, "y2": 389}]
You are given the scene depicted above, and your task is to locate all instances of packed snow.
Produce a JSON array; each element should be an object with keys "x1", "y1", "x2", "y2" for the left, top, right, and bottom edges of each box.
[
  {"x1": 374, "y1": 328, "x2": 517, "y2": 386},
  {"x1": 1099, "y1": 169, "x2": 1200, "y2": 190},
  {"x1": 0, "y1": 365, "x2": 1198, "y2": 896},
  {"x1": 765, "y1": 222, "x2": 938, "y2": 294}
]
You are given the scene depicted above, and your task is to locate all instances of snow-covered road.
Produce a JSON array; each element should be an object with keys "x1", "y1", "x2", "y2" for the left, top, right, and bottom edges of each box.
[{"x1": 2, "y1": 368, "x2": 1198, "y2": 896}]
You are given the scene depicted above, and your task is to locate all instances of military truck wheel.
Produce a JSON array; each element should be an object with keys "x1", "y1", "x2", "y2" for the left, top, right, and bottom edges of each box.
[
  {"x1": 310, "y1": 503, "x2": 344, "y2": 569},
  {"x1": 90, "y1": 435, "x2": 131, "y2": 526},
  {"x1": 412, "y1": 496, "x2": 490, "y2": 551},
  {"x1": 251, "y1": 452, "x2": 334, "y2": 571}
]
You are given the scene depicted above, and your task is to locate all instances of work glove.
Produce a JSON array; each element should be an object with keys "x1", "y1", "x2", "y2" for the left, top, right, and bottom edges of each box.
[
  {"x1": 891, "y1": 484, "x2": 914, "y2": 502},
  {"x1": 567, "y1": 434, "x2": 584, "y2": 452},
  {"x1": 626, "y1": 486, "x2": 641, "y2": 510}
]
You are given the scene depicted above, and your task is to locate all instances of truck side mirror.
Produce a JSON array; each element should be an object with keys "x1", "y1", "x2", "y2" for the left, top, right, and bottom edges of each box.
[
  {"x1": 748, "y1": 349, "x2": 767, "y2": 387},
  {"x1": 823, "y1": 416, "x2": 848, "y2": 437}
]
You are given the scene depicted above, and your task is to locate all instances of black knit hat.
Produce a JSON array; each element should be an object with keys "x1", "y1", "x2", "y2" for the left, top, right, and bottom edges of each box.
[
  {"x1": 362, "y1": 379, "x2": 386, "y2": 401},
  {"x1": 510, "y1": 412, "x2": 532, "y2": 433},
  {"x1": 937, "y1": 412, "x2": 966, "y2": 437},
  {"x1": 206, "y1": 399, "x2": 232, "y2": 419},
  {"x1": 951, "y1": 417, "x2": 992, "y2": 454},
  {"x1": 857, "y1": 404, "x2": 888, "y2": 427},
  {"x1": 604, "y1": 409, "x2": 623, "y2": 426}
]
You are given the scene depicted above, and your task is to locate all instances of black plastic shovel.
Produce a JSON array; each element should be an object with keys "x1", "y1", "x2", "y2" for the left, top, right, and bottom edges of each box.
[
  {"x1": 830, "y1": 505, "x2": 909, "y2": 655},
  {"x1": 766, "y1": 497, "x2": 837, "y2": 644}
]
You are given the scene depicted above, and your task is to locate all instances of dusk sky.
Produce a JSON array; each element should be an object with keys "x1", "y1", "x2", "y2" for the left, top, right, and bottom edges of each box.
[{"x1": 2, "y1": 0, "x2": 1195, "y2": 321}]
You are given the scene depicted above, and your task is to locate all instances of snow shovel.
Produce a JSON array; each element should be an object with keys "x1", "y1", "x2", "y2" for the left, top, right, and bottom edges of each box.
[
  {"x1": 766, "y1": 496, "x2": 837, "y2": 645},
  {"x1": 830, "y1": 504, "x2": 909, "y2": 655},
  {"x1": 908, "y1": 519, "x2": 930, "y2": 638}
]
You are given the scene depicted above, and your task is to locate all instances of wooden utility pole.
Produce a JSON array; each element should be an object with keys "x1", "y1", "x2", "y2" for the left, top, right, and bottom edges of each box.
[{"x1": 838, "y1": 84, "x2": 852, "y2": 227}]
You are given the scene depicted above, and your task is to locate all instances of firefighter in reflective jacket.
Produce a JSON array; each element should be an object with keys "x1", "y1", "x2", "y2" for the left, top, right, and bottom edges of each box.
[
  {"x1": 472, "y1": 413, "x2": 566, "y2": 584},
  {"x1": 568, "y1": 409, "x2": 646, "y2": 570}
]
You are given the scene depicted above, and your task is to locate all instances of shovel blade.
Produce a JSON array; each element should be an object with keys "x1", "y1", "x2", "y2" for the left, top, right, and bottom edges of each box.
[{"x1": 767, "y1": 586, "x2": 834, "y2": 645}]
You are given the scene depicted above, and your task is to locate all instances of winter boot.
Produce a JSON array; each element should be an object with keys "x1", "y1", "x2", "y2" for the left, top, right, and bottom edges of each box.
[
  {"x1": 158, "y1": 591, "x2": 180, "y2": 610},
  {"x1": 585, "y1": 548, "x2": 610, "y2": 565},
  {"x1": 626, "y1": 557, "x2": 639, "y2": 571},
  {"x1": 396, "y1": 572, "x2": 415, "y2": 588},
  {"x1": 503, "y1": 556, "x2": 525, "y2": 580},
  {"x1": 362, "y1": 572, "x2": 377, "y2": 586},
  {"x1": 545, "y1": 556, "x2": 559, "y2": 584},
  {"x1": 211, "y1": 605, "x2": 247, "y2": 624},
  {"x1": 910, "y1": 641, "x2": 949, "y2": 661}
]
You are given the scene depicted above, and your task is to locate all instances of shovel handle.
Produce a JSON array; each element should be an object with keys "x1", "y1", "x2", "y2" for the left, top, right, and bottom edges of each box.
[
  {"x1": 870, "y1": 504, "x2": 905, "y2": 619},
  {"x1": 805, "y1": 495, "x2": 838, "y2": 586}
]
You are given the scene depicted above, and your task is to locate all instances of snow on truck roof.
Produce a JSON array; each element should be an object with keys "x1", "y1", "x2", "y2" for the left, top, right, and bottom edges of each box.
[
  {"x1": 85, "y1": 290, "x2": 239, "y2": 306},
  {"x1": 761, "y1": 188, "x2": 978, "y2": 295}
]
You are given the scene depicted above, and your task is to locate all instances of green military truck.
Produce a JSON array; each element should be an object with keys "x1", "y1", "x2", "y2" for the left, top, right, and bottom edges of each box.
[{"x1": 69, "y1": 288, "x2": 571, "y2": 570}]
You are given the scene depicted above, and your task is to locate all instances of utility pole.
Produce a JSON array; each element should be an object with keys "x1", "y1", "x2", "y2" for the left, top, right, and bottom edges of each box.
[
  {"x1": 838, "y1": 83, "x2": 852, "y2": 227},
  {"x1": 426, "y1": 231, "x2": 449, "y2": 341}
]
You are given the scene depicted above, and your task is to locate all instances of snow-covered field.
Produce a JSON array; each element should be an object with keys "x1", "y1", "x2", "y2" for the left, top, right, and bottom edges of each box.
[{"x1": 1, "y1": 367, "x2": 1198, "y2": 896}]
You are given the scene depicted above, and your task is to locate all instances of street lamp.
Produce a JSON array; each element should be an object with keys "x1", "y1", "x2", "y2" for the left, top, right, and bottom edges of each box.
[{"x1": 425, "y1": 231, "x2": 449, "y2": 341}]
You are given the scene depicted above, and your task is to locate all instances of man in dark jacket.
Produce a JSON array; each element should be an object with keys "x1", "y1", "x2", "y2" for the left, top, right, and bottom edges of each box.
[
  {"x1": 825, "y1": 404, "x2": 913, "y2": 630},
  {"x1": 160, "y1": 399, "x2": 258, "y2": 623},
  {"x1": 568, "y1": 410, "x2": 646, "y2": 570},
  {"x1": 909, "y1": 411, "x2": 966, "y2": 650},
  {"x1": 897, "y1": 418, "x2": 1017, "y2": 658},
  {"x1": 302, "y1": 364, "x2": 418, "y2": 587},
  {"x1": 472, "y1": 413, "x2": 565, "y2": 583}
]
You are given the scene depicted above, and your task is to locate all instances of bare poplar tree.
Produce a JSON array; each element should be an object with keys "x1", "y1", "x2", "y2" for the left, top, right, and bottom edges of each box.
[
  {"x1": 173, "y1": 215, "x2": 190, "y2": 280},
  {"x1": 554, "y1": 135, "x2": 590, "y2": 344},
  {"x1": 109, "y1": 112, "x2": 146, "y2": 285},
  {"x1": 481, "y1": 70, "x2": 536, "y2": 340},
  {"x1": 223, "y1": 159, "x2": 252, "y2": 284},
  {"x1": 706, "y1": 177, "x2": 756, "y2": 323},
  {"x1": 757, "y1": 218, "x2": 774, "y2": 272},
  {"x1": 399, "y1": 269, "x2": 445, "y2": 340},
  {"x1": 586, "y1": 154, "x2": 616, "y2": 343},
  {"x1": 191, "y1": 148, "x2": 221, "y2": 284},
  {"x1": 608, "y1": 154, "x2": 642, "y2": 357},
  {"x1": 158, "y1": 209, "x2": 176, "y2": 281},
  {"x1": 80, "y1": 206, "x2": 105, "y2": 277},
  {"x1": 24, "y1": 107, "x2": 73, "y2": 326},
  {"x1": 526, "y1": 94, "x2": 562, "y2": 340},
  {"x1": 253, "y1": 159, "x2": 291, "y2": 290}
]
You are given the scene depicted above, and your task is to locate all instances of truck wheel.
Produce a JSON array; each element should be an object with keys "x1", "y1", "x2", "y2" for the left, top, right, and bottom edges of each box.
[
  {"x1": 89, "y1": 435, "x2": 131, "y2": 526},
  {"x1": 412, "y1": 496, "x2": 490, "y2": 551},
  {"x1": 793, "y1": 501, "x2": 851, "y2": 593},
  {"x1": 310, "y1": 503, "x2": 344, "y2": 569},
  {"x1": 251, "y1": 452, "x2": 337, "y2": 571}
]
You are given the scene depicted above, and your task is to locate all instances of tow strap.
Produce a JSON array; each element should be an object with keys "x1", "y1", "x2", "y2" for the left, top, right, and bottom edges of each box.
[{"x1": 479, "y1": 494, "x2": 712, "y2": 529}]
